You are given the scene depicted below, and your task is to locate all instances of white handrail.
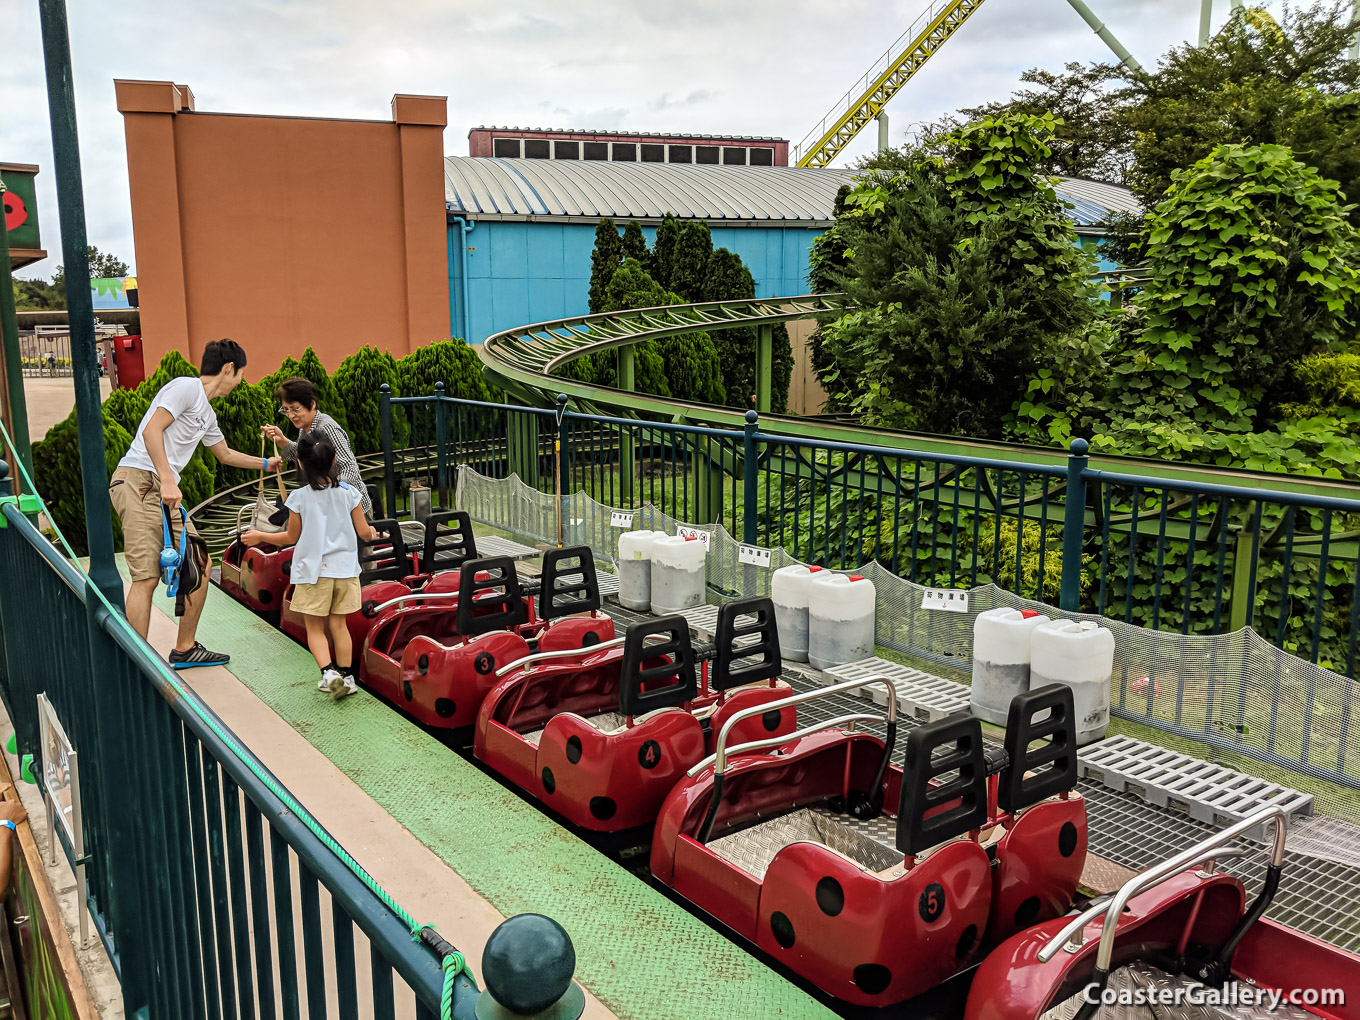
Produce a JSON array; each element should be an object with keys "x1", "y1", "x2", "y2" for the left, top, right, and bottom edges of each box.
[{"x1": 688, "y1": 675, "x2": 898, "y2": 777}]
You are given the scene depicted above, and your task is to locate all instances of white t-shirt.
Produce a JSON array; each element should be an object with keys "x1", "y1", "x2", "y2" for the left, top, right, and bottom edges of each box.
[
  {"x1": 284, "y1": 482, "x2": 363, "y2": 584},
  {"x1": 120, "y1": 377, "x2": 225, "y2": 481}
]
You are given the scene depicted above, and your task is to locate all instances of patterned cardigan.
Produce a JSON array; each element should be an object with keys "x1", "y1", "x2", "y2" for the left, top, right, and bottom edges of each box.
[{"x1": 280, "y1": 411, "x2": 373, "y2": 516}]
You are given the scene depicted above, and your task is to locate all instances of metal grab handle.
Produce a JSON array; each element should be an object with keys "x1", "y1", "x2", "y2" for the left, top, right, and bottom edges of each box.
[
  {"x1": 367, "y1": 590, "x2": 463, "y2": 617},
  {"x1": 692, "y1": 676, "x2": 898, "y2": 779},
  {"x1": 494, "y1": 635, "x2": 628, "y2": 677},
  {"x1": 1037, "y1": 804, "x2": 1288, "y2": 966},
  {"x1": 687, "y1": 713, "x2": 881, "y2": 779},
  {"x1": 1038, "y1": 845, "x2": 1255, "y2": 961}
]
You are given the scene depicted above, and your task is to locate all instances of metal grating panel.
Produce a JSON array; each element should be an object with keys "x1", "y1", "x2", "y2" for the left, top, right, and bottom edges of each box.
[
  {"x1": 1079, "y1": 736, "x2": 1314, "y2": 841},
  {"x1": 1082, "y1": 784, "x2": 1360, "y2": 955},
  {"x1": 595, "y1": 571, "x2": 619, "y2": 596},
  {"x1": 475, "y1": 535, "x2": 542, "y2": 561},
  {"x1": 678, "y1": 604, "x2": 760, "y2": 649},
  {"x1": 823, "y1": 657, "x2": 970, "y2": 722}
]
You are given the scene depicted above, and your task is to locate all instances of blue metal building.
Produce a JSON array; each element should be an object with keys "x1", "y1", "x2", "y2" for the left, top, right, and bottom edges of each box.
[{"x1": 442, "y1": 158, "x2": 1139, "y2": 344}]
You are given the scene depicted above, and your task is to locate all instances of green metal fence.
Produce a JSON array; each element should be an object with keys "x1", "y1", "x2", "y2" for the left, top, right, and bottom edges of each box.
[
  {"x1": 0, "y1": 460, "x2": 484, "y2": 1019},
  {"x1": 382, "y1": 391, "x2": 1360, "y2": 681}
]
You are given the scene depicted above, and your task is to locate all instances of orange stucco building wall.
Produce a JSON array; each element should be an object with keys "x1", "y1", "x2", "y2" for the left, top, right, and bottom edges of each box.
[{"x1": 115, "y1": 81, "x2": 450, "y2": 375}]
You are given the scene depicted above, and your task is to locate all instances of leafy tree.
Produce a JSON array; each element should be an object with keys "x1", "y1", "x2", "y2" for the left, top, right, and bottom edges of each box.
[
  {"x1": 670, "y1": 222, "x2": 713, "y2": 301},
  {"x1": 52, "y1": 246, "x2": 130, "y2": 290},
  {"x1": 649, "y1": 213, "x2": 682, "y2": 289},
  {"x1": 815, "y1": 114, "x2": 1094, "y2": 436},
  {"x1": 1122, "y1": 5, "x2": 1360, "y2": 216},
  {"x1": 333, "y1": 345, "x2": 410, "y2": 454},
  {"x1": 12, "y1": 277, "x2": 63, "y2": 310},
  {"x1": 918, "y1": 62, "x2": 1133, "y2": 184},
  {"x1": 588, "y1": 217, "x2": 624, "y2": 313},
  {"x1": 1107, "y1": 143, "x2": 1360, "y2": 433},
  {"x1": 621, "y1": 220, "x2": 648, "y2": 264}
]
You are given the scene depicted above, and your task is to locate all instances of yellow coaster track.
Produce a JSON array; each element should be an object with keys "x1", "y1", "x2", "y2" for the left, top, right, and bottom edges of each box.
[{"x1": 793, "y1": 0, "x2": 991, "y2": 168}]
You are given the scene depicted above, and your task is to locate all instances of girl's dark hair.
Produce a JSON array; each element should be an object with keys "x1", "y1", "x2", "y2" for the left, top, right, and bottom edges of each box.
[{"x1": 297, "y1": 434, "x2": 339, "y2": 491}]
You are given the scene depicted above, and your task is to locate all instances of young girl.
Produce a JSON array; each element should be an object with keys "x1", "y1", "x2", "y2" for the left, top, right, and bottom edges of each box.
[{"x1": 242, "y1": 433, "x2": 377, "y2": 699}]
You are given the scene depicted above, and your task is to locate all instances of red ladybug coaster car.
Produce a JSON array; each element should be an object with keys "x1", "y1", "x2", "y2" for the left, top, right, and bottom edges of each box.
[
  {"x1": 474, "y1": 597, "x2": 797, "y2": 833},
  {"x1": 650, "y1": 680, "x2": 1084, "y2": 1009}
]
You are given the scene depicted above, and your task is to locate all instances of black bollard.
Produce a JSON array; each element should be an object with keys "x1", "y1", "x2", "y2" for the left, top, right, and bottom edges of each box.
[{"x1": 474, "y1": 914, "x2": 585, "y2": 1019}]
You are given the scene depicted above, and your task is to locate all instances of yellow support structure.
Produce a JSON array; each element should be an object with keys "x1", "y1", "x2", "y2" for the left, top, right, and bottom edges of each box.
[{"x1": 793, "y1": 0, "x2": 990, "y2": 168}]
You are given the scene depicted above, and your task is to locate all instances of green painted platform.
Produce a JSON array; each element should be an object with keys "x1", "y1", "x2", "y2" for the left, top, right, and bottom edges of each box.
[{"x1": 156, "y1": 580, "x2": 836, "y2": 1020}]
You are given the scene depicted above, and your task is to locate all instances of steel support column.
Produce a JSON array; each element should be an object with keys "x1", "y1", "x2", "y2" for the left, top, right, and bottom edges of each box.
[
  {"x1": 617, "y1": 346, "x2": 635, "y2": 504},
  {"x1": 756, "y1": 324, "x2": 773, "y2": 414},
  {"x1": 37, "y1": 0, "x2": 123, "y2": 607}
]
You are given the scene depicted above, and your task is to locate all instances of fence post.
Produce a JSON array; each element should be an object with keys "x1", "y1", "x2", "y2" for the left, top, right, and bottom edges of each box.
[
  {"x1": 434, "y1": 381, "x2": 447, "y2": 505},
  {"x1": 1060, "y1": 437, "x2": 1089, "y2": 613},
  {"x1": 743, "y1": 411, "x2": 759, "y2": 545},
  {"x1": 617, "y1": 347, "x2": 636, "y2": 505},
  {"x1": 38, "y1": 0, "x2": 122, "y2": 609},
  {"x1": 555, "y1": 394, "x2": 569, "y2": 547},
  {"x1": 380, "y1": 383, "x2": 395, "y2": 518}
]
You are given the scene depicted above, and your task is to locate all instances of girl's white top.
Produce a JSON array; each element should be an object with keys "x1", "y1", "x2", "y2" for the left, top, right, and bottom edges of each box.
[{"x1": 284, "y1": 482, "x2": 362, "y2": 584}]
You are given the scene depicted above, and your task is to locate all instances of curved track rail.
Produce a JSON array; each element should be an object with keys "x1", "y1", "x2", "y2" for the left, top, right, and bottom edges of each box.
[{"x1": 477, "y1": 294, "x2": 1360, "y2": 498}]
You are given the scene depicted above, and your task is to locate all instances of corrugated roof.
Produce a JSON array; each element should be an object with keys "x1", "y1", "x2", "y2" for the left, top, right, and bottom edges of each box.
[{"x1": 443, "y1": 157, "x2": 1140, "y2": 229}]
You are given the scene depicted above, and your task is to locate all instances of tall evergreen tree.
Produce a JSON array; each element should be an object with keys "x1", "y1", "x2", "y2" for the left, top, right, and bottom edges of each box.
[
  {"x1": 621, "y1": 220, "x2": 649, "y2": 265},
  {"x1": 588, "y1": 217, "x2": 624, "y2": 313},
  {"x1": 649, "y1": 213, "x2": 681, "y2": 289},
  {"x1": 701, "y1": 249, "x2": 760, "y2": 408},
  {"x1": 670, "y1": 222, "x2": 713, "y2": 302}
]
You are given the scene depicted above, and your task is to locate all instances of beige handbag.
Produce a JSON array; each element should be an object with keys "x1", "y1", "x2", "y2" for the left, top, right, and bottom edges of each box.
[{"x1": 236, "y1": 438, "x2": 289, "y2": 535}]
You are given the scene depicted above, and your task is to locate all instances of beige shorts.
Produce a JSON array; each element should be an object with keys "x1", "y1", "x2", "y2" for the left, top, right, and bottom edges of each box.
[
  {"x1": 109, "y1": 466, "x2": 202, "y2": 582},
  {"x1": 291, "y1": 577, "x2": 362, "y2": 617}
]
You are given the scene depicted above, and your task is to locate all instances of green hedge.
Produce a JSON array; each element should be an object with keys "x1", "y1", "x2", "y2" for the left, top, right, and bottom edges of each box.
[{"x1": 30, "y1": 338, "x2": 492, "y2": 554}]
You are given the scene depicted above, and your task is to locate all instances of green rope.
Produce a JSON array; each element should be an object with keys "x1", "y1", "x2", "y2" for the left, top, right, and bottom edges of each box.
[
  {"x1": 0, "y1": 422, "x2": 468, "y2": 1005},
  {"x1": 442, "y1": 950, "x2": 467, "y2": 1020}
]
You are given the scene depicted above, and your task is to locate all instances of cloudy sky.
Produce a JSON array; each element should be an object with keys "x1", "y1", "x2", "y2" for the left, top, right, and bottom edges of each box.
[{"x1": 5, "y1": 0, "x2": 1218, "y2": 280}]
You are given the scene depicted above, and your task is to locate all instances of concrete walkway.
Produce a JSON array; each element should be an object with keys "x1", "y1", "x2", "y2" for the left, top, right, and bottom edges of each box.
[
  {"x1": 23, "y1": 376, "x2": 113, "y2": 442},
  {"x1": 141, "y1": 576, "x2": 833, "y2": 1020},
  {"x1": 139, "y1": 592, "x2": 621, "y2": 1020}
]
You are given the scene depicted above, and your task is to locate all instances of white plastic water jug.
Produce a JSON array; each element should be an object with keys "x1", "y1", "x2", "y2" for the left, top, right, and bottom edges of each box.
[
  {"x1": 1030, "y1": 619, "x2": 1115, "y2": 744},
  {"x1": 771, "y1": 564, "x2": 825, "y2": 662},
  {"x1": 618, "y1": 530, "x2": 664, "y2": 611},
  {"x1": 807, "y1": 573, "x2": 876, "y2": 670},
  {"x1": 970, "y1": 607, "x2": 1050, "y2": 726},
  {"x1": 650, "y1": 535, "x2": 707, "y2": 615}
]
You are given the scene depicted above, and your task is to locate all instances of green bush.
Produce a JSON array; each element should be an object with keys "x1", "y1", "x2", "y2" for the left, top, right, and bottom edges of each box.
[
  {"x1": 397, "y1": 339, "x2": 495, "y2": 445},
  {"x1": 212, "y1": 381, "x2": 276, "y2": 488},
  {"x1": 333, "y1": 345, "x2": 410, "y2": 454}
]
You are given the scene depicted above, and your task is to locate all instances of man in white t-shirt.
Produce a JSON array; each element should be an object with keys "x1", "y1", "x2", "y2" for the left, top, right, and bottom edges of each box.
[{"x1": 109, "y1": 339, "x2": 281, "y2": 668}]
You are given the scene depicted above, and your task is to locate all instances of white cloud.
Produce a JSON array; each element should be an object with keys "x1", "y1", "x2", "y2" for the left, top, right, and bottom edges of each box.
[{"x1": 3, "y1": 0, "x2": 1231, "y2": 280}]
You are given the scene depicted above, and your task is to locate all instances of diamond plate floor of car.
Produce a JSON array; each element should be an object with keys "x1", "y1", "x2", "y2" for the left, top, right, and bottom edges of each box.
[{"x1": 709, "y1": 807, "x2": 903, "y2": 879}]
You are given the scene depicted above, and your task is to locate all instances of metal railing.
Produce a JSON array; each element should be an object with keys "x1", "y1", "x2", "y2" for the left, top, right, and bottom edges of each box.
[
  {"x1": 0, "y1": 460, "x2": 476, "y2": 1019},
  {"x1": 380, "y1": 389, "x2": 1360, "y2": 788},
  {"x1": 383, "y1": 390, "x2": 1360, "y2": 669}
]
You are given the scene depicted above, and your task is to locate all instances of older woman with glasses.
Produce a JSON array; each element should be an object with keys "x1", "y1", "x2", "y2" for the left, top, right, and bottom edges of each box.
[{"x1": 262, "y1": 377, "x2": 373, "y2": 516}]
